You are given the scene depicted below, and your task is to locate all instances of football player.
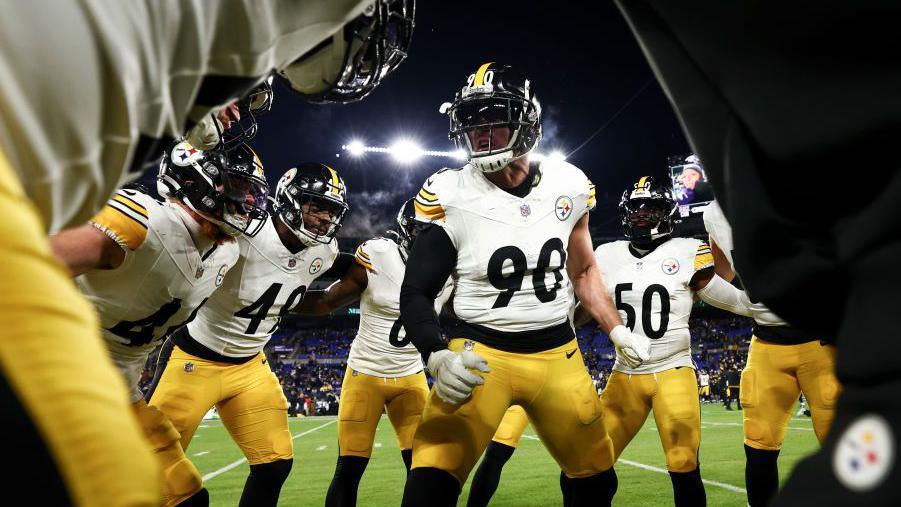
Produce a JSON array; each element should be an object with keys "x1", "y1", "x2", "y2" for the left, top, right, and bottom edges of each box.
[
  {"x1": 0, "y1": 2, "x2": 414, "y2": 504},
  {"x1": 398, "y1": 63, "x2": 652, "y2": 507},
  {"x1": 147, "y1": 162, "x2": 347, "y2": 507},
  {"x1": 698, "y1": 370, "x2": 711, "y2": 403},
  {"x1": 467, "y1": 405, "x2": 530, "y2": 507},
  {"x1": 51, "y1": 141, "x2": 269, "y2": 506},
  {"x1": 704, "y1": 200, "x2": 840, "y2": 507},
  {"x1": 291, "y1": 199, "x2": 453, "y2": 507},
  {"x1": 575, "y1": 176, "x2": 765, "y2": 507}
]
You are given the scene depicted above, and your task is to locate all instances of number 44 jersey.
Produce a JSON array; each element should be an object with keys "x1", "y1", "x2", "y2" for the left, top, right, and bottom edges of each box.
[
  {"x1": 595, "y1": 237, "x2": 714, "y2": 374},
  {"x1": 350, "y1": 237, "x2": 453, "y2": 377},
  {"x1": 77, "y1": 189, "x2": 240, "y2": 401},
  {"x1": 414, "y1": 159, "x2": 595, "y2": 347},
  {"x1": 187, "y1": 217, "x2": 338, "y2": 358}
]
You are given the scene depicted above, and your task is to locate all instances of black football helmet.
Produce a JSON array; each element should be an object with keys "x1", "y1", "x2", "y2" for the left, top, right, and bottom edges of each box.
[
  {"x1": 392, "y1": 197, "x2": 416, "y2": 258},
  {"x1": 219, "y1": 75, "x2": 275, "y2": 147},
  {"x1": 158, "y1": 141, "x2": 269, "y2": 237},
  {"x1": 278, "y1": 0, "x2": 415, "y2": 104},
  {"x1": 273, "y1": 162, "x2": 349, "y2": 246},
  {"x1": 441, "y1": 62, "x2": 541, "y2": 173},
  {"x1": 619, "y1": 175, "x2": 678, "y2": 246}
]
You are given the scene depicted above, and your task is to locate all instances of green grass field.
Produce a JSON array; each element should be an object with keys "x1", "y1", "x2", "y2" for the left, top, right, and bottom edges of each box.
[{"x1": 192, "y1": 403, "x2": 817, "y2": 506}]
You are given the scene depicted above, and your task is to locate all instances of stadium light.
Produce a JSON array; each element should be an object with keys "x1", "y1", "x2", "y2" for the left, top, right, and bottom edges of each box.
[
  {"x1": 390, "y1": 139, "x2": 423, "y2": 164},
  {"x1": 547, "y1": 150, "x2": 567, "y2": 162},
  {"x1": 346, "y1": 140, "x2": 365, "y2": 157}
]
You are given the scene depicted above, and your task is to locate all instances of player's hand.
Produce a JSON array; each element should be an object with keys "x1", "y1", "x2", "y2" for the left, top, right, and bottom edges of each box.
[
  {"x1": 609, "y1": 325, "x2": 651, "y2": 368},
  {"x1": 427, "y1": 349, "x2": 490, "y2": 405}
]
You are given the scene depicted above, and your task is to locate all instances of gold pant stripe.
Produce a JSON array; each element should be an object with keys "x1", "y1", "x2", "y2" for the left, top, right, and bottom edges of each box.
[
  {"x1": 600, "y1": 368, "x2": 701, "y2": 473},
  {"x1": 149, "y1": 345, "x2": 292, "y2": 465},
  {"x1": 338, "y1": 367, "x2": 429, "y2": 458},
  {"x1": 0, "y1": 148, "x2": 159, "y2": 506},
  {"x1": 741, "y1": 336, "x2": 840, "y2": 450},
  {"x1": 412, "y1": 339, "x2": 614, "y2": 484}
]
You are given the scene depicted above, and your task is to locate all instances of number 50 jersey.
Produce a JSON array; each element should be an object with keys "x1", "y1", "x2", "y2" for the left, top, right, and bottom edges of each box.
[
  {"x1": 350, "y1": 237, "x2": 453, "y2": 377},
  {"x1": 595, "y1": 237, "x2": 713, "y2": 374},
  {"x1": 77, "y1": 189, "x2": 239, "y2": 401},
  {"x1": 414, "y1": 160, "x2": 595, "y2": 348},
  {"x1": 187, "y1": 217, "x2": 339, "y2": 358}
]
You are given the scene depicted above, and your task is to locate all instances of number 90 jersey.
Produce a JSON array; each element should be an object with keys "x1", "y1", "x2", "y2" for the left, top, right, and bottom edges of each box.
[
  {"x1": 77, "y1": 189, "x2": 239, "y2": 401},
  {"x1": 187, "y1": 217, "x2": 338, "y2": 358},
  {"x1": 595, "y1": 237, "x2": 713, "y2": 374},
  {"x1": 350, "y1": 237, "x2": 453, "y2": 377},
  {"x1": 414, "y1": 160, "x2": 595, "y2": 338}
]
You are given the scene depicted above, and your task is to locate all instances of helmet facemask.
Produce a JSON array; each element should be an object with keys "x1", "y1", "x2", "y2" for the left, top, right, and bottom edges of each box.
[{"x1": 278, "y1": 0, "x2": 415, "y2": 104}]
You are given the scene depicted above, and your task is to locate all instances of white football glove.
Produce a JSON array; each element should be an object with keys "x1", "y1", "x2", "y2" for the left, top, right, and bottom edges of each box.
[
  {"x1": 609, "y1": 325, "x2": 651, "y2": 369},
  {"x1": 427, "y1": 349, "x2": 490, "y2": 405}
]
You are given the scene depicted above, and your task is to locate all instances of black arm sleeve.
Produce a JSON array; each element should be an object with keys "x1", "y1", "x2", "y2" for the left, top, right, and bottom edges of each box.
[
  {"x1": 320, "y1": 252, "x2": 354, "y2": 280},
  {"x1": 400, "y1": 224, "x2": 457, "y2": 364}
]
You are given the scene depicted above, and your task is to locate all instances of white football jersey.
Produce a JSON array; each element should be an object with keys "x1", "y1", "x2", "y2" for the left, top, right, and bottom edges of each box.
[
  {"x1": 77, "y1": 189, "x2": 239, "y2": 401},
  {"x1": 595, "y1": 237, "x2": 713, "y2": 374},
  {"x1": 702, "y1": 201, "x2": 787, "y2": 326},
  {"x1": 349, "y1": 237, "x2": 453, "y2": 377},
  {"x1": 699, "y1": 372, "x2": 710, "y2": 387},
  {"x1": 414, "y1": 160, "x2": 595, "y2": 338},
  {"x1": 0, "y1": 0, "x2": 370, "y2": 232},
  {"x1": 188, "y1": 217, "x2": 338, "y2": 358}
]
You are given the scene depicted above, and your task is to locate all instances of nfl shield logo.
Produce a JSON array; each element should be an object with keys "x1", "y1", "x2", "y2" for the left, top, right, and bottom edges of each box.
[
  {"x1": 184, "y1": 362, "x2": 195, "y2": 373},
  {"x1": 288, "y1": 259, "x2": 296, "y2": 268},
  {"x1": 520, "y1": 204, "x2": 531, "y2": 217},
  {"x1": 463, "y1": 340, "x2": 475, "y2": 351}
]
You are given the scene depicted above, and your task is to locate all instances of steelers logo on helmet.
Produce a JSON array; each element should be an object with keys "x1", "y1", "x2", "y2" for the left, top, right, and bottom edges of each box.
[
  {"x1": 619, "y1": 175, "x2": 678, "y2": 248},
  {"x1": 441, "y1": 62, "x2": 542, "y2": 173},
  {"x1": 274, "y1": 162, "x2": 349, "y2": 247},
  {"x1": 158, "y1": 141, "x2": 270, "y2": 238}
]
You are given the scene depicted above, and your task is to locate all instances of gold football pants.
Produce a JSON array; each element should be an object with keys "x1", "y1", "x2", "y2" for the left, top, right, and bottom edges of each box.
[
  {"x1": 133, "y1": 400, "x2": 203, "y2": 506},
  {"x1": 149, "y1": 344, "x2": 293, "y2": 464},
  {"x1": 698, "y1": 386, "x2": 710, "y2": 397},
  {"x1": 600, "y1": 367, "x2": 701, "y2": 472},
  {"x1": 491, "y1": 405, "x2": 530, "y2": 448},
  {"x1": 0, "y1": 148, "x2": 158, "y2": 505},
  {"x1": 411, "y1": 339, "x2": 614, "y2": 485},
  {"x1": 338, "y1": 367, "x2": 429, "y2": 458},
  {"x1": 741, "y1": 336, "x2": 840, "y2": 450}
]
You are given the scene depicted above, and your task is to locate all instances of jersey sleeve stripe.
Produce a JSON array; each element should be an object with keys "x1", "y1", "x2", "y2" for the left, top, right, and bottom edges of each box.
[
  {"x1": 107, "y1": 200, "x2": 149, "y2": 228},
  {"x1": 112, "y1": 192, "x2": 148, "y2": 217},
  {"x1": 90, "y1": 204, "x2": 149, "y2": 250},
  {"x1": 695, "y1": 242, "x2": 715, "y2": 271},
  {"x1": 355, "y1": 246, "x2": 371, "y2": 261},
  {"x1": 587, "y1": 182, "x2": 597, "y2": 209},
  {"x1": 353, "y1": 252, "x2": 373, "y2": 271},
  {"x1": 417, "y1": 189, "x2": 439, "y2": 204},
  {"x1": 414, "y1": 200, "x2": 446, "y2": 221}
]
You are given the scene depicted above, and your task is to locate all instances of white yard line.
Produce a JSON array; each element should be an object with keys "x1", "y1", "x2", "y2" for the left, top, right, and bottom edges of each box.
[
  {"x1": 202, "y1": 420, "x2": 337, "y2": 482},
  {"x1": 521, "y1": 435, "x2": 746, "y2": 494},
  {"x1": 704, "y1": 421, "x2": 813, "y2": 432},
  {"x1": 193, "y1": 451, "x2": 210, "y2": 457}
]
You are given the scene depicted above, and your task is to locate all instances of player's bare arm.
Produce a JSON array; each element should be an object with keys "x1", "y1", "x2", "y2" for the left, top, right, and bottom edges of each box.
[
  {"x1": 50, "y1": 224, "x2": 125, "y2": 276},
  {"x1": 567, "y1": 214, "x2": 624, "y2": 334},
  {"x1": 709, "y1": 238, "x2": 736, "y2": 282},
  {"x1": 293, "y1": 261, "x2": 368, "y2": 316}
]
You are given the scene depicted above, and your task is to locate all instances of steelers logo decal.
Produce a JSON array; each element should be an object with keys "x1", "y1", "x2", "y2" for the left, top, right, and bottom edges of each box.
[
  {"x1": 309, "y1": 258, "x2": 324, "y2": 275},
  {"x1": 555, "y1": 195, "x2": 574, "y2": 221},
  {"x1": 216, "y1": 265, "x2": 228, "y2": 286},
  {"x1": 834, "y1": 414, "x2": 894, "y2": 492},
  {"x1": 661, "y1": 258, "x2": 680, "y2": 275},
  {"x1": 171, "y1": 141, "x2": 204, "y2": 167},
  {"x1": 278, "y1": 167, "x2": 297, "y2": 189}
]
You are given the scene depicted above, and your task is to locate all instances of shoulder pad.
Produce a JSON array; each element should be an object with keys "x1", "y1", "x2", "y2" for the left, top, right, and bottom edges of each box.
[{"x1": 89, "y1": 189, "x2": 155, "y2": 250}]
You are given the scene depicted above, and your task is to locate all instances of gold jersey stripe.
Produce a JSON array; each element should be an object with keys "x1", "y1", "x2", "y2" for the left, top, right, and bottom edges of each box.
[
  {"x1": 354, "y1": 255, "x2": 373, "y2": 271},
  {"x1": 414, "y1": 200, "x2": 445, "y2": 221},
  {"x1": 473, "y1": 62, "x2": 494, "y2": 86},
  {"x1": 419, "y1": 186, "x2": 438, "y2": 199},
  {"x1": 355, "y1": 246, "x2": 371, "y2": 261},
  {"x1": 112, "y1": 194, "x2": 148, "y2": 219},
  {"x1": 91, "y1": 204, "x2": 149, "y2": 250},
  {"x1": 417, "y1": 189, "x2": 439, "y2": 204}
]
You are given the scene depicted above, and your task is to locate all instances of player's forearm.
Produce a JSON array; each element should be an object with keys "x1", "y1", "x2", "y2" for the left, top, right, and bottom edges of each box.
[
  {"x1": 696, "y1": 274, "x2": 754, "y2": 317},
  {"x1": 49, "y1": 224, "x2": 121, "y2": 276},
  {"x1": 571, "y1": 265, "x2": 623, "y2": 334},
  {"x1": 292, "y1": 290, "x2": 334, "y2": 316},
  {"x1": 399, "y1": 287, "x2": 446, "y2": 361}
]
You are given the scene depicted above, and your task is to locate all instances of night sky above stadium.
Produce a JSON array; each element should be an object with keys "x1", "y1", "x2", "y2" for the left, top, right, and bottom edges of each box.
[{"x1": 250, "y1": 2, "x2": 691, "y2": 239}]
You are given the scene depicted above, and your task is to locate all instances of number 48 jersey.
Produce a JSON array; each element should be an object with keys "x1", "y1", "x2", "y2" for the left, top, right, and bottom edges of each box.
[
  {"x1": 415, "y1": 160, "x2": 595, "y2": 346},
  {"x1": 187, "y1": 217, "x2": 338, "y2": 358},
  {"x1": 77, "y1": 189, "x2": 239, "y2": 401},
  {"x1": 595, "y1": 237, "x2": 713, "y2": 374},
  {"x1": 349, "y1": 237, "x2": 453, "y2": 377}
]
